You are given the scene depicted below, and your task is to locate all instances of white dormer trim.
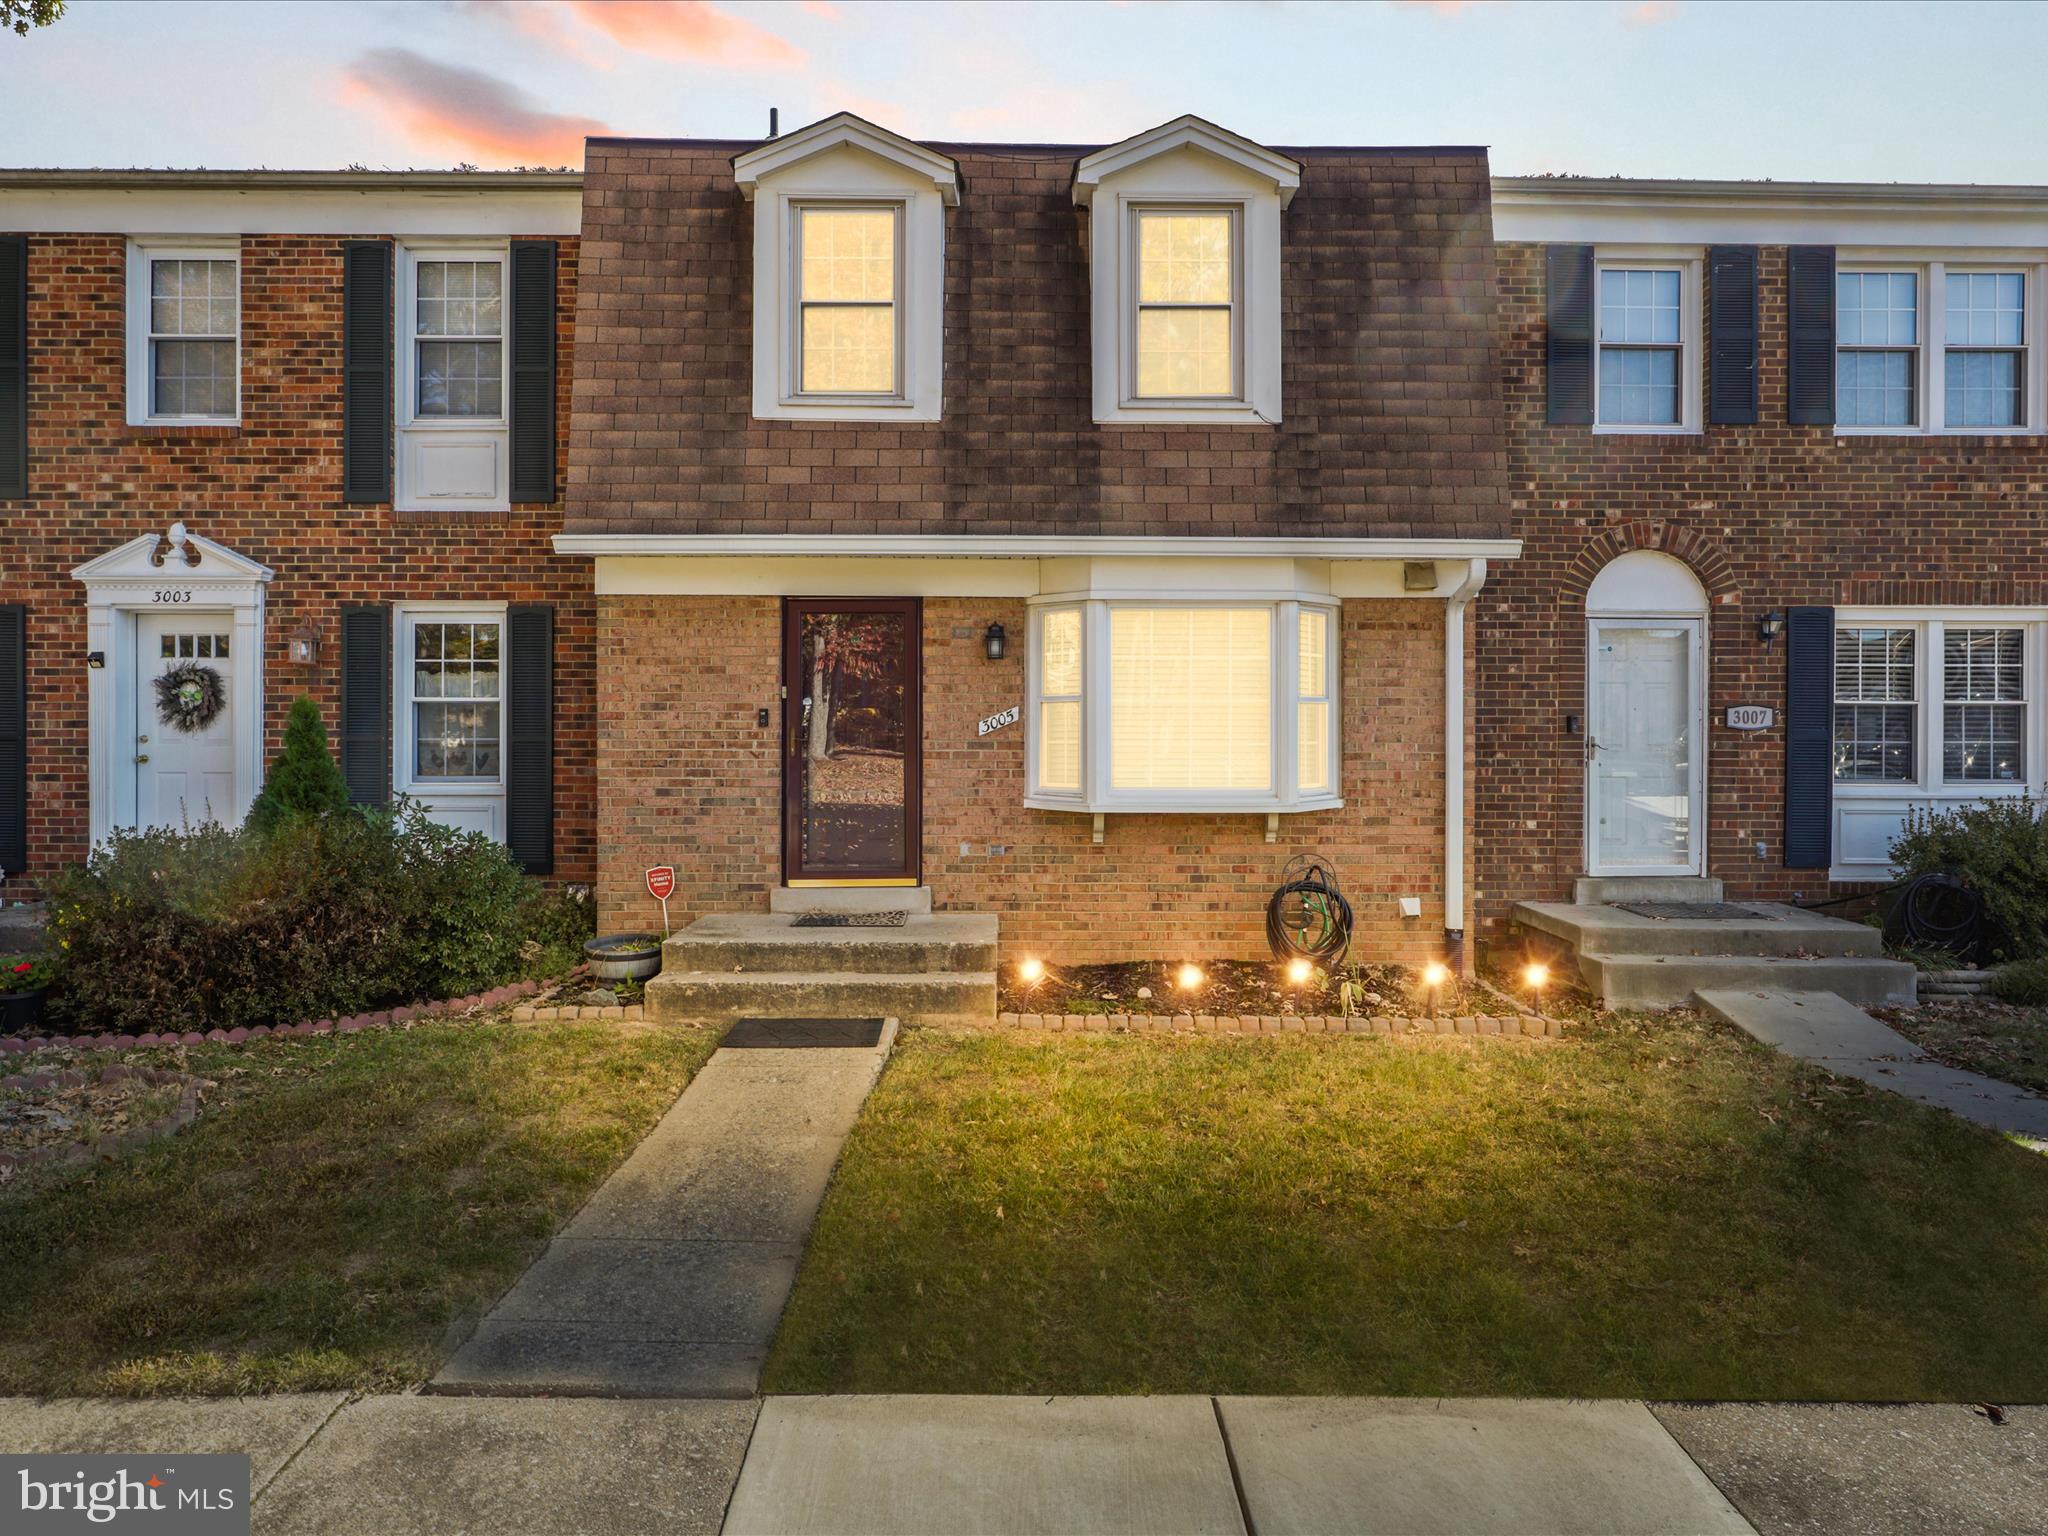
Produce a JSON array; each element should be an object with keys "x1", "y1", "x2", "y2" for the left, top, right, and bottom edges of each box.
[
  {"x1": 736, "y1": 114, "x2": 953, "y2": 422},
  {"x1": 1074, "y1": 117, "x2": 1296, "y2": 426},
  {"x1": 1072, "y1": 116, "x2": 1301, "y2": 210},
  {"x1": 734, "y1": 112, "x2": 961, "y2": 206}
]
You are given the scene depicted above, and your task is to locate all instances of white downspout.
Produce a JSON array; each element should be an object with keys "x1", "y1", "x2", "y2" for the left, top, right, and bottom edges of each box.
[{"x1": 1443, "y1": 558, "x2": 1489, "y2": 973}]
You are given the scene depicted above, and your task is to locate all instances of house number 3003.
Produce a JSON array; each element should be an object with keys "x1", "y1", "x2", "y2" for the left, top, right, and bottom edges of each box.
[{"x1": 151, "y1": 589, "x2": 193, "y2": 604}]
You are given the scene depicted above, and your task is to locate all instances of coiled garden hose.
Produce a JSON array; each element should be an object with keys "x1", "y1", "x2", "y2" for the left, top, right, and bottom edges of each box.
[{"x1": 1266, "y1": 854, "x2": 1354, "y2": 967}]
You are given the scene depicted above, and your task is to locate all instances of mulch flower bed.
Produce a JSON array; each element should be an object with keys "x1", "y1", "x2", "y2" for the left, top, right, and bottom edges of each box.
[
  {"x1": 997, "y1": 958, "x2": 1474, "y2": 1019},
  {"x1": 0, "y1": 1063, "x2": 205, "y2": 1173}
]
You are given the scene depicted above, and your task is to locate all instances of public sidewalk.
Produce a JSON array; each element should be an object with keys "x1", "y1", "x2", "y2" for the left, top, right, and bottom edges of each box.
[{"x1": 3, "y1": 1391, "x2": 2041, "y2": 1534}]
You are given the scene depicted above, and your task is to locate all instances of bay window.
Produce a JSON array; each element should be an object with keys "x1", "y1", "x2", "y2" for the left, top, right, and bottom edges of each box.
[{"x1": 1027, "y1": 599, "x2": 1340, "y2": 814}]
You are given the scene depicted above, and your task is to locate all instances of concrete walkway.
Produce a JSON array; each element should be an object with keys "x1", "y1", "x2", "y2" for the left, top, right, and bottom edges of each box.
[
  {"x1": 1698, "y1": 988, "x2": 2048, "y2": 1139},
  {"x1": 3, "y1": 1393, "x2": 2040, "y2": 1533},
  {"x1": 430, "y1": 1017, "x2": 896, "y2": 1398}
]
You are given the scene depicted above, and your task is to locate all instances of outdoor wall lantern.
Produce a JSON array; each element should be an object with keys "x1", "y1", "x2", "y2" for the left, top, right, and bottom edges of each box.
[
  {"x1": 1758, "y1": 610, "x2": 1786, "y2": 647},
  {"x1": 983, "y1": 622, "x2": 1007, "y2": 661},
  {"x1": 86, "y1": 651, "x2": 105, "y2": 670}
]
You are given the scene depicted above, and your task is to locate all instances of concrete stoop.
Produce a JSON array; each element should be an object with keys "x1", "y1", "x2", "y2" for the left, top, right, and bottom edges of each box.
[
  {"x1": 646, "y1": 911, "x2": 999, "y2": 1028},
  {"x1": 1516, "y1": 884, "x2": 1917, "y2": 1010}
]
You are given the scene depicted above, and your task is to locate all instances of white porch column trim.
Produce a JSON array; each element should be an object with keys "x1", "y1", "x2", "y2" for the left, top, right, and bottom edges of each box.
[
  {"x1": 1443, "y1": 558, "x2": 1489, "y2": 969},
  {"x1": 71, "y1": 523, "x2": 273, "y2": 846}
]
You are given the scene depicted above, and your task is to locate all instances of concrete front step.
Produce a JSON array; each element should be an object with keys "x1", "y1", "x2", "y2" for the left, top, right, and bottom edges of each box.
[
  {"x1": 646, "y1": 968, "x2": 997, "y2": 1029},
  {"x1": 1578, "y1": 951, "x2": 1918, "y2": 1011},
  {"x1": 664, "y1": 913, "x2": 998, "y2": 976},
  {"x1": 768, "y1": 885, "x2": 932, "y2": 915},
  {"x1": 1571, "y1": 875, "x2": 1725, "y2": 904},
  {"x1": 1516, "y1": 900, "x2": 1885, "y2": 959}
]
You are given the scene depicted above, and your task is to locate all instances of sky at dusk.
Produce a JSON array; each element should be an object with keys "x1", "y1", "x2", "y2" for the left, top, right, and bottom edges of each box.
[{"x1": 3, "y1": 0, "x2": 2046, "y2": 184}]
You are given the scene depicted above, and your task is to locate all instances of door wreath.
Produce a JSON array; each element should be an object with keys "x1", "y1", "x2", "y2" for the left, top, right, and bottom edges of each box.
[{"x1": 154, "y1": 662, "x2": 226, "y2": 733}]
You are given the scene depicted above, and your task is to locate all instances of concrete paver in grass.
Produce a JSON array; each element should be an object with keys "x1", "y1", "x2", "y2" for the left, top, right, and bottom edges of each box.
[
  {"x1": 252, "y1": 1394, "x2": 756, "y2": 1536},
  {"x1": 1217, "y1": 1397, "x2": 1755, "y2": 1536},
  {"x1": 722, "y1": 1395, "x2": 1247, "y2": 1536},
  {"x1": 1698, "y1": 989, "x2": 2048, "y2": 1138},
  {"x1": 0, "y1": 1393, "x2": 346, "y2": 1501},
  {"x1": 431, "y1": 1020, "x2": 895, "y2": 1398},
  {"x1": 1654, "y1": 1402, "x2": 2048, "y2": 1536}
]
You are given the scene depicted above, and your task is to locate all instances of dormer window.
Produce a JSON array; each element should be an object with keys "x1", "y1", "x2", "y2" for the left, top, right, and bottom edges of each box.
[
  {"x1": 733, "y1": 112, "x2": 958, "y2": 423},
  {"x1": 1074, "y1": 116, "x2": 1300, "y2": 426}
]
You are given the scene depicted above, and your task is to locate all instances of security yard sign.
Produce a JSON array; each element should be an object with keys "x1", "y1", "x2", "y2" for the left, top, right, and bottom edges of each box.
[{"x1": 647, "y1": 866, "x2": 676, "y2": 934}]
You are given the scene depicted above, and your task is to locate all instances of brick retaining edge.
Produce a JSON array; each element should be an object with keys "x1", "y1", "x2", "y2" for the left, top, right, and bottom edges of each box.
[{"x1": 0, "y1": 979, "x2": 550, "y2": 1057}]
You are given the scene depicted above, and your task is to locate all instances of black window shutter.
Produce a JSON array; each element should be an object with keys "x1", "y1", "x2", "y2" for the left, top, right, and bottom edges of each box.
[
  {"x1": 0, "y1": 606, "x2": 25, "y2": 874},
  {"x1": 1786, "y1": 245, "x2": 1836, "y2": 426},
  {"x1": 1784, "y1": 606, "x2": 1835, "y2": 868},
  {"x1": 342, "y1": 241, "x2": 392, "y2": 504},
  {"x1": 505, "y1": 604, "x2": 554, "y2": 875},
  {"x1": 1707, "y1": 245, "x2": 1758, "y2": 426},
  {"x1": 509, "y1": 240, "x2": 557, "y2": 504},
  {"x1": 339, "y1": 604, "x2": 391, "y2": 808},
  {"x1": 0, "y1": 235, "x2": 26, "y2": 500},
  {"x1": 1545, "y1": 244, "x2": 1595, "y2": 425}
]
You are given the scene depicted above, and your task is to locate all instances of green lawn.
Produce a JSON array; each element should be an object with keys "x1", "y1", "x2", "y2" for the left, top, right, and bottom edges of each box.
[
  {"x1": 765, "y1": 1015, "x2": 2048, "y2": 1402},
  {"x1": 1886, "y1": 1004, "x2": 2048, "y2": 1095},
  {"x1": 0, "y1": 1016, "x2": 717, "y2": 1396}
]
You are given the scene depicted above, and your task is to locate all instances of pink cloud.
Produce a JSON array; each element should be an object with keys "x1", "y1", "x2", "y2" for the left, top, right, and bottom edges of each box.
[
  {"x1": 451, "y1": 1, "x2": 614, "y2": 69},
  {"x1": 1625, "y1": 0, "x2": 1678, "y2": 21},
  {"x1": 340, "y1": 48, "x2": 611, "y2": 165},
  {"x1": 560, "y1": 0, "x2": 807, "y2": 68},
  {"x1": 798, "y1": 0, "x2": 842, "y2": 17}
]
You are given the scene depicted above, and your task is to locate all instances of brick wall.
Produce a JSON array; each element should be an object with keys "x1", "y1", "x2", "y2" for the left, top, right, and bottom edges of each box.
[
  {"x1": 1476, "y1": 241, "x2": 2048, "y2": 943},
  {"x1": 596, "y1": 593, "x2": 1455, "y2": 966},
  {"x1": 4, "y1": 231, "x2": 591, "y2": 889},
  {"x1": 567, "y1": 139, "x2": 1509, "y2": 542}
]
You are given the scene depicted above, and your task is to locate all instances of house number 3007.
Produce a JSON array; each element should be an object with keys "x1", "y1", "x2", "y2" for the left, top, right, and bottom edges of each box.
[{"x1": 151, "y1": 589, "x2": 193, "y2": 604}]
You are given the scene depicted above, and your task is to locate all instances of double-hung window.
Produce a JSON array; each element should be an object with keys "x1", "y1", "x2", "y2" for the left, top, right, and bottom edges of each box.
[
  {"x1": 1131, "y1": 207, "x2": 1238, "y2": 401},
  {"x1": 1595, "y1": 266, "x2": 1683, "y2": 427},
  {"x1": 395, "y1": 247, "x2": 510, "y2": 511},
  {"x1": 1837, "y1": 271, "x2": 1920, "y2": 427},
  {"x1": 1944, "y1": 272, "x2": 2027, "y2": 429},
  {"x1": 127, "y1": 243, "x2": 239, "y2": 425},
  {"x1": 1943, "y1": 627, "x2": 2026, "y2": 782},
  {"x1": 1028, "y1": 597, "x2": 1340, "y2": 815},
  {"x1": 1833, "y1": 627, "x2": 1918, "y2": 782},
  {"x1": 394, "y1": 608, "x2": 510, "y2": 842},
  {"x1": 1837, "y1": 263, "x2": 2039, "y2": 433},
  {"x1": 793, "y1": 204, "x2": 900, "y2": 397}
]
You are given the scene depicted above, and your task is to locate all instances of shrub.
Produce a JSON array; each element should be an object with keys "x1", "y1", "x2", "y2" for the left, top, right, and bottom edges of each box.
[
  {"x1": 1890, "y1": 797, "x2": 2048, "y2": 961},
  {"x1": 40, "y1": 804, "x2": 577, "y2": 1035},
  {"x1": 246, "y1": 696, "x2": 352, "y2": 835},
  {"x1": 1989, "y1": 958, "x2": 2048, "y2": 1006}
]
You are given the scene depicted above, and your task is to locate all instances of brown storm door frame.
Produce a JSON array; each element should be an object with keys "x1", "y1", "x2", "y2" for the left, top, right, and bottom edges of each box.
[{"x1": 780, "y1": 598, "x2": 923, "y2": 885}]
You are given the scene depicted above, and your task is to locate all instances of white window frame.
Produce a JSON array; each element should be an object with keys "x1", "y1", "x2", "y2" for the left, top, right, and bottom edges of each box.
[
  {"x1": 786, "y1": 199, "x2": 908, "y2": 404},
  {"x1": 1024, "y1": 595, "x2": 1342, "y2": 816},
  {"x1": 125, "y1": 239, "x2": 241, "y2": 427},
  {"x1": 1835, "y1": 256, "x2": 2048, "y2": 437},
  {"x1": 1592, "y1": 248, "x2": 1701, "y2": 436},
  {"x1": 393, "y1": 603, "x2": 509, "y2": 842},
  {"x1": 394, "y1": 242, "x2": 511, "y2": 513},
  {"x1": 1124, "y1": 203, "x2": 1246, "y2": 406},
  {"x1": 1828, "y1": 607, "x2": 2048, "y2": 881}
]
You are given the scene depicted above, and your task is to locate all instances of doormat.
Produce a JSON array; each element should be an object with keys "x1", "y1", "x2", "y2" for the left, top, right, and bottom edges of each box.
[
  {"x1": 791, "y1": 910, "x2": 908, "y2": 927},
  {"x1": 1613, "y1": 901, "x2": 1780, "y2": 921},
  {"x1": 725, "y1": 1017, "x2": 887, "y2": 1048}
]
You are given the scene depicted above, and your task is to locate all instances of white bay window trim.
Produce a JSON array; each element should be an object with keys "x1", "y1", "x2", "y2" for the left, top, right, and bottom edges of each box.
[
  {"x1": 125, "y1": 238, "x2": 241, "y2": 426},
  {"x1": 1835, "y1": 255, "x2": 2048, "y2": 437},
  {"x1": 1829, "y1": 607, "x2": 2048, "y2": 881},
  {"x1": 395, "y1": 242, "x2": 510, "y2": 512},
  {"x1": 1025, "y1": 595, "x2": 1341, "y2": 816}
]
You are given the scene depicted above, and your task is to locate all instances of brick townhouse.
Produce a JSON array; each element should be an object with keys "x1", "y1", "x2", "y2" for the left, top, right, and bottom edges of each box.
[
  {"x1": 1478, "y1": 177, "x2": 2048, "y2": 950},
  {"x1": 561, "y1": 114, "x2": 1516, "y2": 967},
  {"x1": 0, "y1": 169, "x2": 589, "y2": 892}
]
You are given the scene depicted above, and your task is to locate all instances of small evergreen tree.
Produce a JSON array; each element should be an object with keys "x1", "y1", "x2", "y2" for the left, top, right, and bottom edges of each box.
[{"x1": 247, "y1": 696, "x2": 352, "y2": 835}]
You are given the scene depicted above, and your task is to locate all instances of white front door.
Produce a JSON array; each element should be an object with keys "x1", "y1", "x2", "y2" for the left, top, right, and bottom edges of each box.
[
  {"x1": 1586, "y1": 618, "x2": 1704, "y2": 876},
  {"x1": 135, "y1": 612, "x2": 238, "y2": 832}
]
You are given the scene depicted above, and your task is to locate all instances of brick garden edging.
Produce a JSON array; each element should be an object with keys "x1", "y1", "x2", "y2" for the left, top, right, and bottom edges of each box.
[
  {"x1": 997, "y1": 1011, "x2": 1563, "y2": 1037},
  {"x1": 0, "y1": 979, "x2": 548, "y2": 1056},
  {"x1": 0, "y1": 1064, "x2": 203, "y2": 1171},
  {"x1": 512, "y1": 1003, "x2": 646, "y2": 1022}
]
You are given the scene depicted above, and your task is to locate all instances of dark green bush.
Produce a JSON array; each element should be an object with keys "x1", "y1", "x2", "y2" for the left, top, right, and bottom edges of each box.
[
  {"x1": 1890, "y1": 797, "x2": 2048, "y2": 962},
  {"x1": 41, "y1": 804, "x2": 580, "y2": 1034},
  {"x1": 245, "y1": 696, "x2": 351, "y2": 835},
  {"x1": 1989, "y1": 958, "x2": 2048, "y2": 1006}
]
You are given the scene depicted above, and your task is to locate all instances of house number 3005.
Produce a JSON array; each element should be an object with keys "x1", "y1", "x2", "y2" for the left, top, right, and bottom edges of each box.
[{"x1": 151, "y1": 589, "x2": 193, "y2": 604}]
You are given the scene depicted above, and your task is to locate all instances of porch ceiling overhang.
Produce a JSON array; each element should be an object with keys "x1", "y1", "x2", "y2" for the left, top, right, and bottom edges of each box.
[{"x1": 552, "y1": 534, "x2": 1521, "y2": 560}]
